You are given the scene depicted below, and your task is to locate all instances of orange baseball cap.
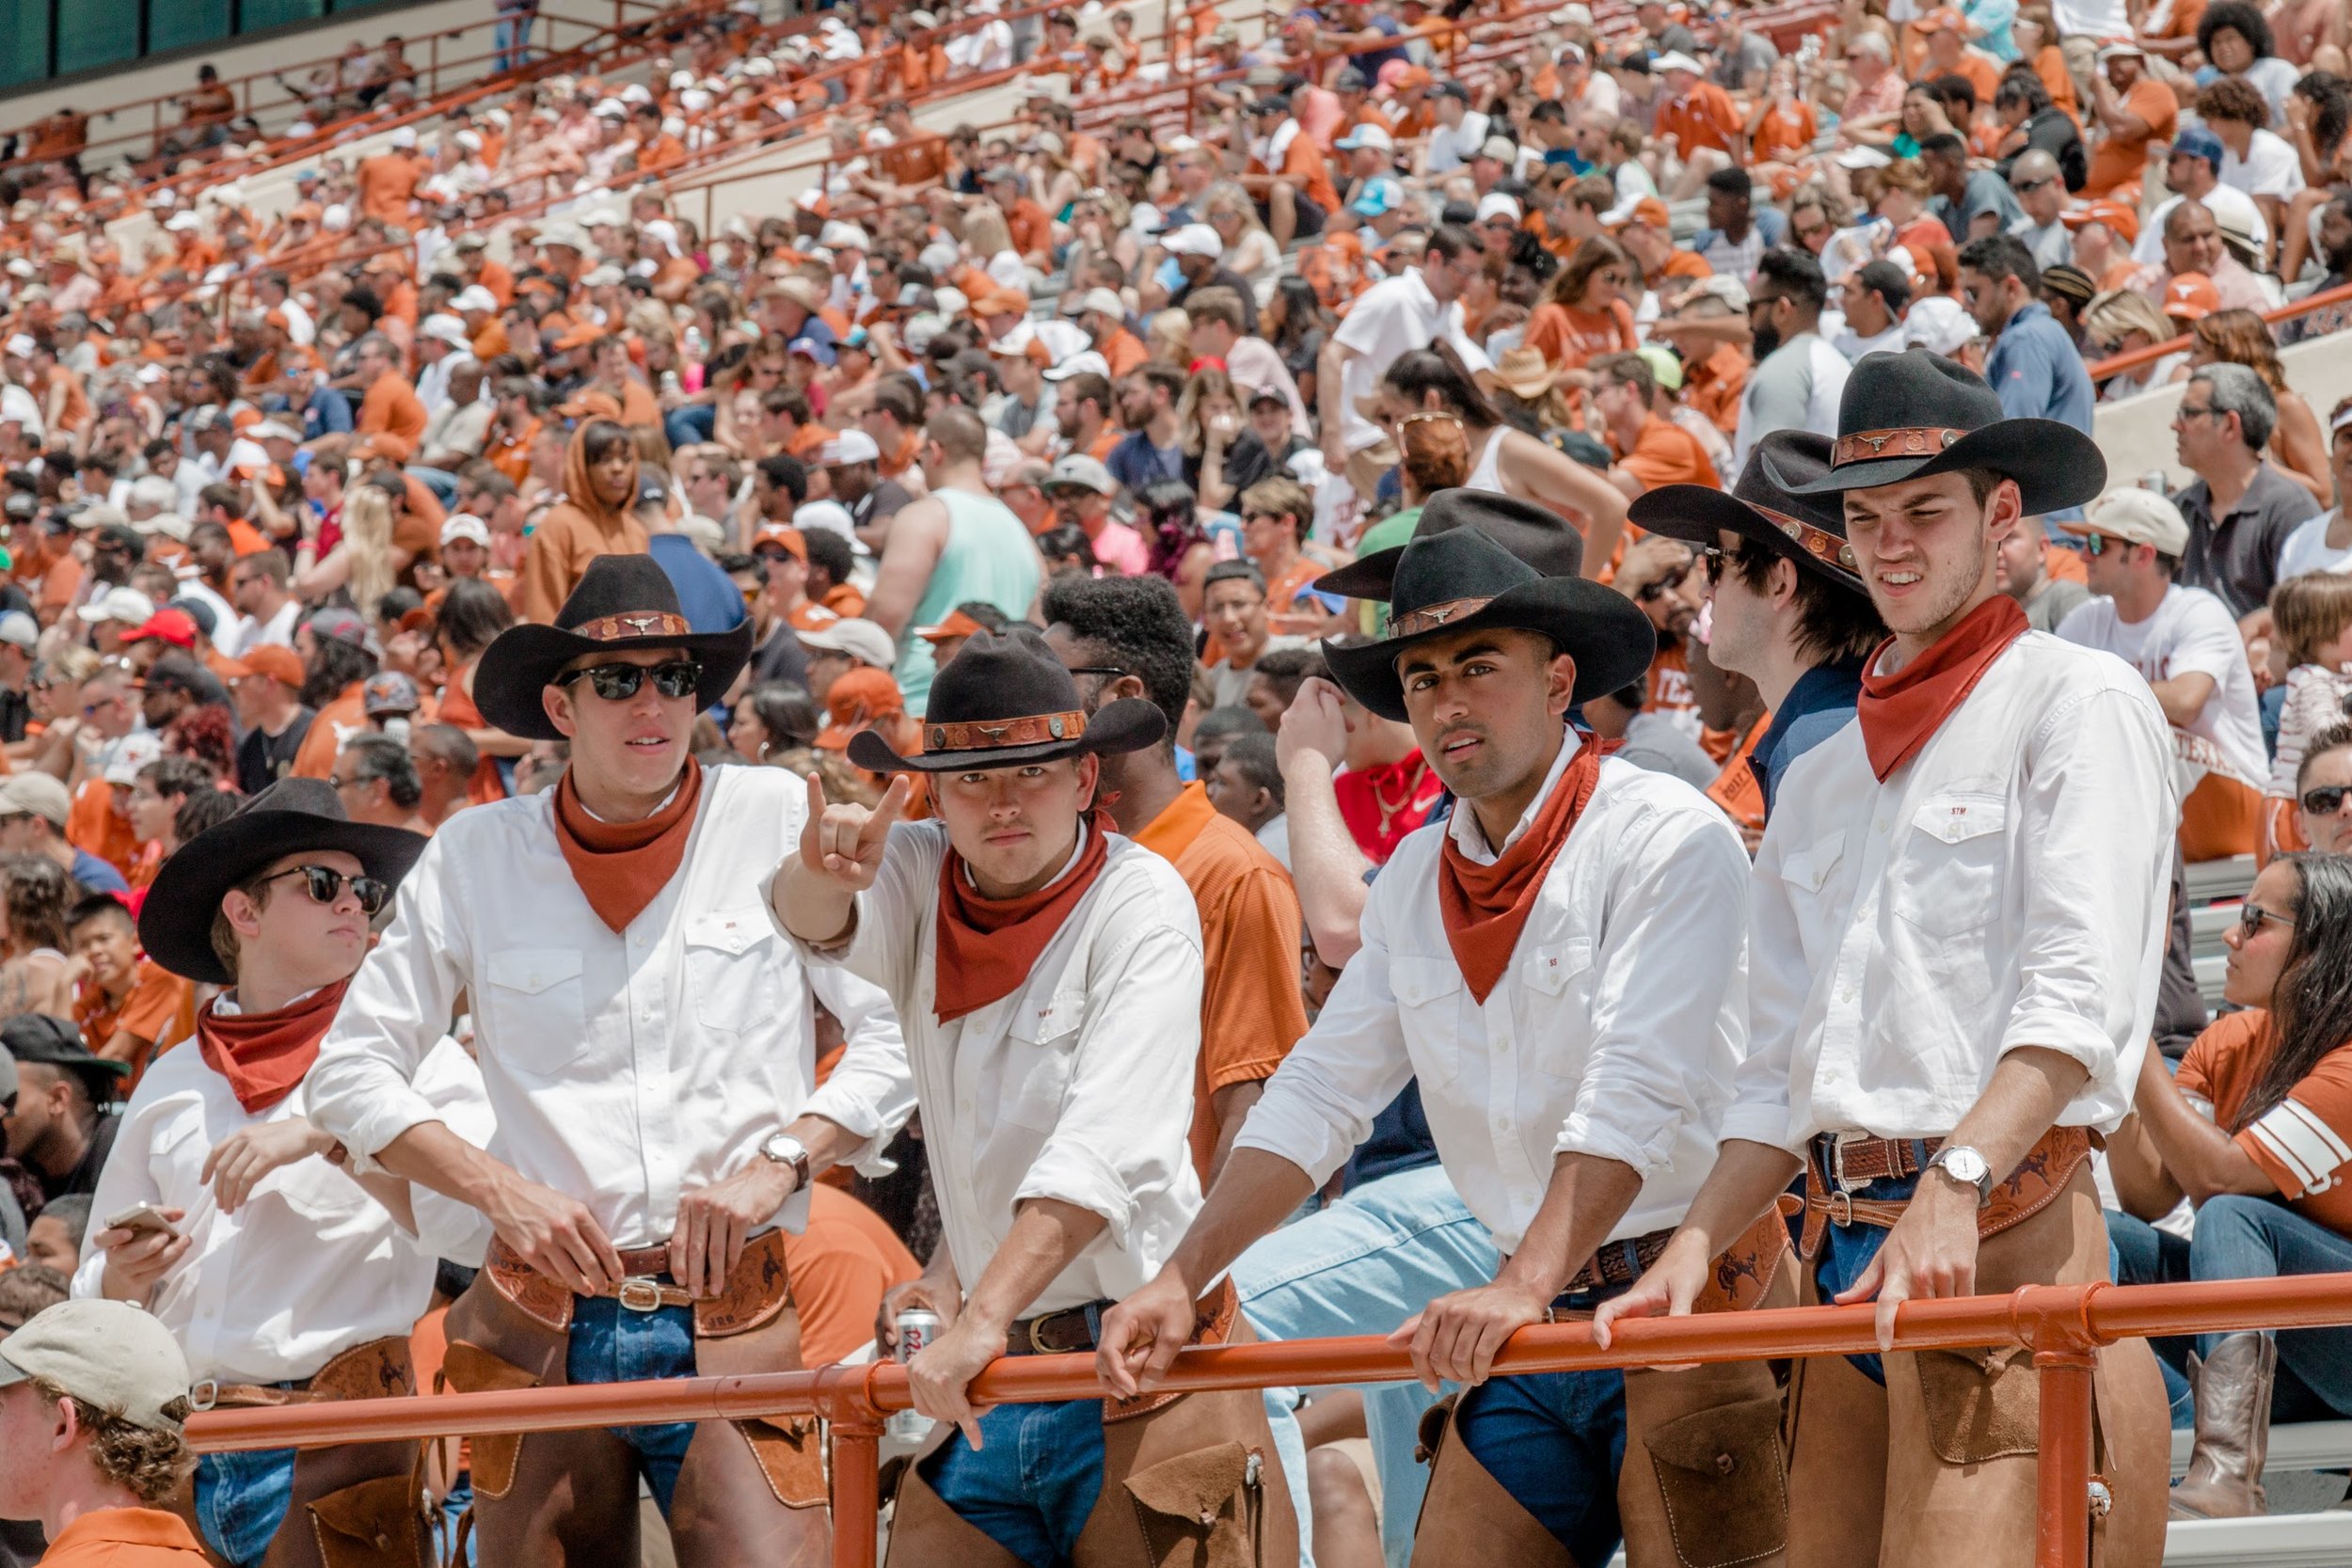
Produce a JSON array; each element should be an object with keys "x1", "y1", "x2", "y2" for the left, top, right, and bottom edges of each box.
[
  {"x1": 1914, "y1": 8, "x2": 1964, "y2": 31},
  {"x1": 814, "y1": 667, "x2": 906, "y2": 750},
  {"x1": 216, "y1": 643, "x2": 305, "y2": 689},
  {"x1": 1608, "y1": 196, "x2": 1673, "y2": 230},
  {"x1": 2162, "y1": 273, "x2": 2219, "y2": 321},
  {"x1": 2061, "y1": 198, "x2": 2139, "y2": 245},
  {"x1": 915, "y1": 608, "x2": 986, "y2": 643},
  {"x1": 753, "y1": 524, "x2": 807, "y2": 562}
]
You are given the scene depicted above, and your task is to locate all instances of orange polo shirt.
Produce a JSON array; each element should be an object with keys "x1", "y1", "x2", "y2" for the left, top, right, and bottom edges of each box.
[
  {"x1": 293, "y1": 683, "x2": 368, "y2": 781},
  {"x1": 68, "y1": 777, "x2": 138, "y2": 879},
  {"x1": 38, "y1": 1508, "x2": 211, "y2": 1567},
  {"x1": 1654, "y1": 80, "x2": 1742, "y2": 157},
  {"x1": 1614, "y1": 414, "x2": 1721, "y2": 491},
  {"x1": 1130, "y1": 782, "x2": 1310, "y2": 1180},
  {"x1": 78, "y1": 958, "x2": 198, "y2": 1088}
]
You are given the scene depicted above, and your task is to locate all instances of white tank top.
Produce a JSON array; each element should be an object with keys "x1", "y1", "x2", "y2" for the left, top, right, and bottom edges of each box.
[{"x1": 1464, "y1": 424, "x2": 1507, "y2": 495}]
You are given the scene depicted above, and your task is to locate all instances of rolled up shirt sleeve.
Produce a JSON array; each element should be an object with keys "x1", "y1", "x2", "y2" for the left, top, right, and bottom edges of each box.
[
  {"x1": 1012, "y1": 919, "x2": 1204, "y2": 1250},
  {"x1": 2000, "y1": 682, "x2": 2175, "y2": 1124},
  {"x1": 1232, "y1": 873, "x2": 1414, "y2": 1188},
  {"x1": 308, "y1": 834, "x2": 474, "y2": 1173},
  {"x1": 1555, "y1": 807, "x2": 1750, "y2": 1175}
]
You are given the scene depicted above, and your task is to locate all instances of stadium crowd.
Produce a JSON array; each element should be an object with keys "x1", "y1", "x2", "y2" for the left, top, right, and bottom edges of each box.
[{"x1": 7, "y1": 0, "x2": 2352, "y2": 1564}]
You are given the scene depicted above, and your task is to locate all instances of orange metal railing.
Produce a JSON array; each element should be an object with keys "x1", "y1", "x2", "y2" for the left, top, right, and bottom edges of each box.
[
  {"x1": 183, "y1": 1271, "x2": 2352, "y2": 1568},
  {"x1": 2086, "y1": 279, "x2": 2352, "y2": 385}
]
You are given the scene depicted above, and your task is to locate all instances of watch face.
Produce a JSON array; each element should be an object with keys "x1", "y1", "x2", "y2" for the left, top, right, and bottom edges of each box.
[{"x1": 1944, "y1": 1148, "x2": 1989, "y2": 1184}]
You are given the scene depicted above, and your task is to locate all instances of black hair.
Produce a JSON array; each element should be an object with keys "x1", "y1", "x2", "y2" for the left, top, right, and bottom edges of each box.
[
  {"x1": 1219, "y1": 730, "x2": 1284, "y2": 805},
  {"x1": 432, "y1": 577, "x2": 516, "y2": 663},
  {"x1": 578, "y1": 419, "x2": 633, "y2": 466},
  {"x1": 738, "y1": 682, "x2": 820, "y2": 750},
  {"x1": 1426, "y1": 223, "x2": 1484, "y2": 266},
  {"x1": 66, "y1": 892, "x2": 135, "y2": 932},
  {"x1": 1251, "y1": 644, "x2": 1327, "y2": 696},
  {"x1": 1203, "y1": 559, "x2": 1268, "y2": 594},
  {"x1": 1192, "y1": 705, "x2": 1269, "y2": 744},
  {"x1": 2241, "y1": 853, "x2": 2352, "y2": 1127},
  {"x1": 301, "y1": 634, "x2": 378, "y2": 711},
  {"x1": 1924, "y1": 72, "x2": 1977, "y2": 119},
  {"x1": 801, "y1": 527, "x2": 855, "y2": 588},
  {"x1": 1382, "y1": 341, "x2": 1504, "y2": 429},
  {"x1": 1724, "y1": 537, "x2": 1889, "y2": 666},
  {"x1": 950, "y1": 600, "x2": 1012, "y2": 633},
  {"x1": 1754, "y1": 246, "x2": 1829, "y2": 313},
  {"x1": 1957, "y1": 231, "x2": 2041, "y2": 293},
  {"x1": 1040, "y1": 572, "x2": 1197, "y2": 737},
  {"x1": 1916, "y1": 131, "x2": 1968, "y2": 162},
  {"x1": 755, "y1": 452, "x2": 810, "y2": 507},
  {"x1": 1994, "y1": 70, "x2": 2051, "y2": 114},
  {"x1": 1854, "y1": 259, "x2": 1914, "y2": 310},
  {"x1": 1705, "y1": 166, "x2": 1753, "y2": 199},
  {"x1": 341, "y1": 734, "x2": 421, "y2": 809},
  {"x1": 2197, "y1": 1, "x2": 2274, "y2": 60},
  {"x1": 1037, "y1": 523, "x2": 1099, "y2": 571}
]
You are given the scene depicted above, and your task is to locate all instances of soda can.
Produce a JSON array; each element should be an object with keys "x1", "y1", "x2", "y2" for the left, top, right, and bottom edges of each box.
[
  {"x1": 888, "y1": 1309, "x2": 942, "y2": 1441},
  {"x1": 2141, "y1": 469, "x2": 2170, "y2": 497}
]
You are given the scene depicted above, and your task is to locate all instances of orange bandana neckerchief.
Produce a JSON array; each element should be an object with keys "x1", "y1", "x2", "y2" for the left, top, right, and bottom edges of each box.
[
  {"x1": 932, "y1": 816, "x2": 1112, "y2": 1023},
  {"x1": 1854, "y1": 594, "x2": 2029, "y2": 781},
  {"x1": 1437, "y1": 736, "x2": 1613, "y2": 1005},
  {"x1": 197, "y1": 978, "x2": 352, "y2": 1114},
  {"x1": 551, "y1": 759, "x2": 705, "y2": 932}
]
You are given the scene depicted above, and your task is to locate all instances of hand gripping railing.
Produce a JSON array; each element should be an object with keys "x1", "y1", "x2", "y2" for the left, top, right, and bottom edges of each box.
[{"x1": 183, "y1": 1272, "x2": 2352, "y2": 1568}]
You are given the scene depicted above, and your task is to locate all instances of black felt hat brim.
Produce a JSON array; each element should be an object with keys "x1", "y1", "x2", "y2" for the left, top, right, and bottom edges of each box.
[
  {"x1": 472, "y1": 620, "x2": 755, "y2": 741},
  {"x1": 1628, "y1": 483, "x2": 1867, "y2": 593},
  {"x1": 139, "y1": 809, "x2": 429, "y2": 987},
  {"x1": 845, "y1": 696, "x2": 1168, "y2": 773},
  {"x1": 1322, "y1": 575, "x2": 1657, "y2": 724},
  {"x1": 1776, "y1": 420, "x2": 2106, "y2": 516}
]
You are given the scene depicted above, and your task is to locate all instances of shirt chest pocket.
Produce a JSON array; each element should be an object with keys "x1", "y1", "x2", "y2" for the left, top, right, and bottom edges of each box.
[
  {"x1": 998, "y1": 991, "x2": 1086, "y2": 1133},
  {"x1": 1889, "y1": 792, "x2": 2009, "y2": 939},
  {"x1": 1391, "y1": 954, "x2": 1472, "y2": 1084},
  {"x1": 684, "y1": 908, "x2": 787, "y2": 1035},
  {"x1": 482, "y1": 948, "x2": 589, "y2": 1077}
]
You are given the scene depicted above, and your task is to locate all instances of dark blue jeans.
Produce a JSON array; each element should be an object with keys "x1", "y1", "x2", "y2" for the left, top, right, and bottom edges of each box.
[
  {"x1": 1452, "y1": 1281, "x2": 1629, "y2": 1567},
  {"x1": 2116, "y1": 1195, "x2": 2352, "y2": 1424},
  {"x1": 195, "y1": 1447, "x2": 298, "y2": 1567},
  {"x1": 1808, "y1": 1169, "x2": 1922, "y2": 1386},
  {"x1": 664, "y1": 404, "x2": 715, "y2": 451},
  {"x1": 2105, "y1": 1211, "x2": 2195, "y2": 1426},
  {"x1": 566, "y1": 1294, "x2": 698, "y2": 1515},
  {"x1": 920, "y1": 1397, "x2": 1107, "y2": 1567}
]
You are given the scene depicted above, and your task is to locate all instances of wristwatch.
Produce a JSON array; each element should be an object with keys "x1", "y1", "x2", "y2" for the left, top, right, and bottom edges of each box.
[
  {"x1": 1926, "y1": 1145, "x2": 1994, "y2": 1207},
  {"x1": 760, "y1": 1132, "x2": 812, "y2": 1192}
]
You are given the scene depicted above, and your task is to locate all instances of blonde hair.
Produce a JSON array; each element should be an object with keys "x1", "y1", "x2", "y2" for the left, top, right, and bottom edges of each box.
[
  {"x1": 961, "y1": 200, "x2": 1014, "y2": 260},
  {"x1": 339, "y1": 484, "x2": 397, "y2": 622},
  {"x1": 1177, "y1": 367, "x2": 1239, "y2": 456},
  {"x1": 1146, "y1": 309, "x2": 1191, "y2": 365},
  {"x1": 2082, "y1": 288, "x2": 2175, "y2": 353}
]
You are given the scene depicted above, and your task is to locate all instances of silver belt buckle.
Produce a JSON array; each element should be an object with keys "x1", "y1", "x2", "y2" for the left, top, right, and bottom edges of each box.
[
  {"x1": 615, "y1": 1277, "x2": 666, "y2": 1313},
  {"x1": 187, "y1": 1379, "x2": 217, "y2": 1412},
  {"x1": 1828, "y1": 1130, "x2": 1872, "y2": 1195}
]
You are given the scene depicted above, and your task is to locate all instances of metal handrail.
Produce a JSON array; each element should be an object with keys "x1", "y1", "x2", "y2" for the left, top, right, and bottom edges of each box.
[
  {"x1": 2085, "y1": 279, "x2": 2352, "y2": 385},
  {"x1": 183, "y1": 1272, "x2": 2352, "y2": 1568}
]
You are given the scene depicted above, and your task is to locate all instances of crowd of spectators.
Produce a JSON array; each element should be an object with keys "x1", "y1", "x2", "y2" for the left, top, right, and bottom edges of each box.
[{"x1": 4, "y1": 0, "x2": 2352, "y2": 1559}]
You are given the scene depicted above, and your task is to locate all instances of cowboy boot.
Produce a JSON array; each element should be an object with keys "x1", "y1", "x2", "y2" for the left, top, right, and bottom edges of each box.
[{"x1": 2169, "y1": 1332, "x2": 2276, "y2": 1520}]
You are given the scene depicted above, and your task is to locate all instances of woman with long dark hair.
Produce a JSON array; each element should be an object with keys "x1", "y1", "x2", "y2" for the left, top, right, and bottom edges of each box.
[
  {"x1": 1137, "y1": 479, "x2": 1218, "y2": 618},
  {"x1": 1374, "y1": 343, "x2": 1629, "y2": 575},
  {"x1": 2109, "y1": 852, "x2": 2352, "y2": 1513}
]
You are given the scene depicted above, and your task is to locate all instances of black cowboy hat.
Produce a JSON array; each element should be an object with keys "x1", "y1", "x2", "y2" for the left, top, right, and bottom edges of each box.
[
  {"x1": 1322, "y1": 523, "x2": 1656, "y2": 724},
  {"x1": 1315, "y1": 488, "x2": 1583, "y2": 600},
  {"x1": 1775, "y1": 347, "x2": 2105, "y2": 514},
  {"x1": 139, "y1": 778, "x2": 430, "y2": 988},
  {"x1": 1629, "y1": 430, "x2": 1867, "y2": 594},
  {"x1": 1, "y1": 1013, "x2": 129, "y2": 1085},
  {"x1": 847, "y1": 627, "x2": 1166, "y2": 773},
  {"x1": 472, "y1": 554, "x2": 755, "y2": 741}
]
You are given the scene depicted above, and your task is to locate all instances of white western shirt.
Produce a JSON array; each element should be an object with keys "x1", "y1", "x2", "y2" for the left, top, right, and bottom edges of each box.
[
  {"x1": 71, "y1": 1016, "x2": 492, "y2": 1386},
  {"x1": 1236, "y1": 742, "x2": 1753, "y2": 1254},
  {"x1": 1724, "y1": 633, "x2": 2175, "y2": 1152},
  {"x1": 309, "y1": 766, "x2": 914, "y2": 1250},
  {"x1": 786, "y1": 822, "x2": 1205, "y2": 1315}
]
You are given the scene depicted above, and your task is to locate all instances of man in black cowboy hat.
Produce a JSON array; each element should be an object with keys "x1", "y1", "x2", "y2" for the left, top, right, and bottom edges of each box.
[
  {"x1": 310, "y1": 554, "x2": 914, "y2": 1567},
  {"x1": 76, "y1": 777, "x2": 487, "y2": 1568},
  {"x1": 1597, "y1": 349, "x2": 2174, "y2": 1566},
  {"x1": 1, "y1": 1016, "x2": 127, "y2": 1208},
  {"x1": 1100, "y1": 502, "x2": 1787, "y2": 1568},
  {"x1": 1629, "y1": 429, "x2": 1887, "y2": 820},
  {"x1": 771, "y1": 626, "x2": 1300, "y2": 1568}
]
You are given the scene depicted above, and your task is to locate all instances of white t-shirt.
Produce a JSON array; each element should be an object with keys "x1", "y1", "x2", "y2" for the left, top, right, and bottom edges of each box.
[
  {"x1": 2277, "y1": 511, "x2": 2352, "y2": 580},
  {"x1": 2055, "y1": 584, "x2": 2267, "y2": 790},
  {"x1": 2221, "y1": 128, "x2": 2305, "y2": 199},
  {"x1": 1426, "y1": 110, "x2": 1491, "y2": 173},
  {"x1": 1330, "y1": 269, "x2": 1491, "y2": 453}
]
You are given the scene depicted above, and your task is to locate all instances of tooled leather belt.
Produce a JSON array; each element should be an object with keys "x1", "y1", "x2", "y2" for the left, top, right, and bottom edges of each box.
[{"x1": 1005, "y1": 1299, "x2": 1117, "y2": 1356}]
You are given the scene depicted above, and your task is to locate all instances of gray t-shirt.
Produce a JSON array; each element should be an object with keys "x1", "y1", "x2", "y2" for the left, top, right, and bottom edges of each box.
[
  {"x1": 1618, "y1": 710, "x2": 1720, "y2": 790},
  {"x1": 2019, "y1": 575, "x2": 2090, "y2": 633}
]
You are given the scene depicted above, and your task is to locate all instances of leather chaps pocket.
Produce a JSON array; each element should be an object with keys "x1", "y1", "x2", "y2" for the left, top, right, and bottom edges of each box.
[
  {"x1": 1641, "y1": 1393, "x2": 1788, "y2": 1568},
  {"x1": 437, "y1": 1340, "x2": 541, "y2": 1499},
  {"x1": 1122, "y1": 1440, "x2": 1266, "y2": 1568},
  {"x1": 306, "y1": 1475, "x2": 428, "y2": 1568},
  {"x1": 1916, "y1": 1346, "x2": 2040, "y2": 1465}
]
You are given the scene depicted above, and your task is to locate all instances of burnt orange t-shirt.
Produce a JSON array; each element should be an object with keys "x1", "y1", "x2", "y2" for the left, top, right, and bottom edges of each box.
[
  {"x1": 1654, "y1": 80, "x2": 1742, "y2": 157},
  {"x1": 1752, "y1": 99, "x2": 1818, "y2": 164},
  {"x1": 68, "y1": 777, "x2": 137, "y2": 879},
  {"x1": 1279, "y1": 130, "x2": 1341, "y2": 214},
  {"x1": 2085, "y1": 77, "x2": 2176, "y2": 198},
  {"x1": 2179, "y1": 1009, "x2": 2352, "y2": 1236},
  {"x1": 1523, "y1": 298, "x2": 1637, "y2": 371},
  {"x1": 1616, "y1": 414, "x2": 1721, "y2": 492},
  {"x1": 358, "y1": 374, "x2": 428, "y2": 446},
  {"x1": 356, "y1": 151, "x2": 423, "y2": 225},
  {"x1": 1130, "y1": 782, "x2": 1311, "y2": 1181},
  {"x1": 76, "y1": 958, "x2": 197, "y2": 1088}
]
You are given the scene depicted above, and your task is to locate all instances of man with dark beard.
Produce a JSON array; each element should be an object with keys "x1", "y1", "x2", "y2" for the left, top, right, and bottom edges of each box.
[
  {"x1": 2280, "y1": 193, "x2": 2352, "y2": 345},
  {"x1": 1731, "y1": 247, "x2": 1848, "y2": 470}
]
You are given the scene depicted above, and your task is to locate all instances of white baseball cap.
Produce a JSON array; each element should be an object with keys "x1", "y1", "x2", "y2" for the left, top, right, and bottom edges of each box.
[
  {"x1": 1333, "y1": 123, "x2": 1394, "y2": 152},
  {"x1": 440, "y1": 514, "x2": 492, "y2": 547},
  {"x1": 420, "y1": 314, "x2": 471, "y2": 348},
  {"x1": 1042, "y1": 349, "x2": 1111, "y2": 382},
  {"x1": 820, "y1": 429, "x2": 881, "y2": 467},
  {"x1": 0, "y1": 1299, "x2": 193, "y2": 1433},
  {"x1": 2069, "y1": 486, "x2": 2189, "y2": 555},
  {"x1": 453, "y1": 285, "x2": 500, "y2": 313},
  {"x1": 1476, "y1": 192, "x2": 1523, "y2": 224},
  {"x1": 1161, "y1": 223, "x2": 1225, "y2": 259},
  {"x1": 103, "y1": 731, "x2": 164, "y2": 787},
  {"x1": 78, "y1": 585, "x2": 155, "y2": 627},
  {"x1": 797, "y1": 616, "x2": 898, "y2": 669}
]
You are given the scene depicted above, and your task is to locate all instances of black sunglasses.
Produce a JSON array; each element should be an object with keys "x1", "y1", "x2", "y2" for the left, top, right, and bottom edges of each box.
[
  {"x1": 258, "y1": 863, "x2": 389, "y2": 916},
  {"x1": 2302, "y1": 784, "x2": 2352, "y2": 816},
  {"x1": 561, "y1": 659, "x2": 702, "y2": 701},
  {"x1": 1636, "y1": 562, "x2": 1693, "y2": 601},
  {"x1": 1700, "y1": 546, "x2": 1726, "y2": 584},
  {"x1": 2238, "y1": 902, "x2": 2297, "y2": 938}
]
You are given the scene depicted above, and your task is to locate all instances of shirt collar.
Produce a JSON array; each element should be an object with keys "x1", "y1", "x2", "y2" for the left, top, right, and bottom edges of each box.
[{"x1": 1445, "y1": 725, "x2": 1578, "y2": 866}]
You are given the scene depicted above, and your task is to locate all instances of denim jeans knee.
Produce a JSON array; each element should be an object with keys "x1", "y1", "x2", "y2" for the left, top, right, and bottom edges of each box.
[
  {"x1": 920, "y1": 1398, "x2": 1107, "y2": 1568},
  {"x1": 1454, "y1": 1364, "x2": 1629, "y2": 1567},
  {"x1": 566, "y1": 1295, "x2": 699, "y2": 1515},
  {"x1": 196, "y1": 1447, "x2": 299, "y2": 1568}
]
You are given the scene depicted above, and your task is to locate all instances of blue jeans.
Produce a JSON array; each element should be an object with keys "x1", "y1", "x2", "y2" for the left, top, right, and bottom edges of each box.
[
  {"x1": 920, "y1": 1397, "x2": 1107, "y2": 1567},
  {"x1": 495, "y1": 10, "x2": 532, "y2": 70},
  {"x1": 566, "y1": 1295, "x2": 698, "y2": 1515},
  {"x1": 195, "y1": 1447, "x2": 298, "y2": 1567},
  {"x1": 2184, "y1": 1194, "x2": 2352, "y2": 1420},
  {"x1": 304, "y1": 384, "x2": 354, "y2": 438},
  {"x1": 408, "y1": 465, "x2": 460, "y2": 507},
  {"x1": 1233, "y1": 1163, "x2": 1500, "y2": 1568},
  {"x1": 1453, "y1": 1285, "x2": 1629, "y2": 1568},
  {"x1": 1810, "y1": 1166, "x2": 1925, "y2": 1386},
  {"x1": 2105, "y1": 1210, "x2": 2196, "y2": 1426},
  {"x1": 665, "y1": 404, "x2": 715, "y2": 451}
]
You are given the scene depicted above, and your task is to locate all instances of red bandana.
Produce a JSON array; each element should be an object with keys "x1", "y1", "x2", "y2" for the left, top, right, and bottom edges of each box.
[
  {"x1": 1438, "y1": 736, "x2": 1614, "y2": 1005},
  {"x1": 551, "y1": 759, "x2": 705, "y2": 932},
  {"x1": 198, "y1": 978, "x2": 352, "y2": 1115},
  {"x1": 932, "y1": 817, "x2": 1112, "y2": 1023},
  {"x1": 1854, "y1": 594, "x2": 2029, "y2": 781}
]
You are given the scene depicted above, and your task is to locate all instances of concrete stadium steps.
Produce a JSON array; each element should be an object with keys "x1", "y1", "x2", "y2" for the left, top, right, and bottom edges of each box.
[{"x1": 2188, "y1": 854, "x2": 2257, "y2": 1014}]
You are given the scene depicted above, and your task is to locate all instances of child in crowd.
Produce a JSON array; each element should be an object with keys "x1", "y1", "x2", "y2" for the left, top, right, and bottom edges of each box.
[{"x1": 2264, "y1": 572, "x2": 2352, "y2": 860}]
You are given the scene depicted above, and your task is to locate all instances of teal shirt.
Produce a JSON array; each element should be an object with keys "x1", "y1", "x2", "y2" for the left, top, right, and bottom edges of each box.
[{"x1": 893, "y1": 487, "x2": 1042, "y2": 714}]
